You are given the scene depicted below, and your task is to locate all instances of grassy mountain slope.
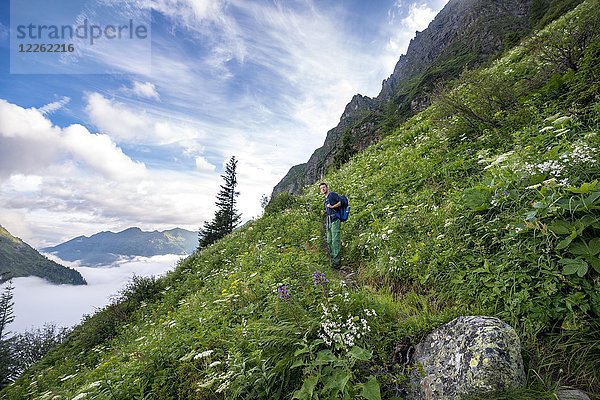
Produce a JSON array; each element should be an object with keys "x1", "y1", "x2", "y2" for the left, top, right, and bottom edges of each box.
[
  {"x1": 273, "y1": 0, "x2": 587, "y2": 197},
  {"x1": 3, "y1": 1, "x2": 600, "y2": 398},
  {"x1": 0, "y1": 225, "x2": 86, "y2": 285}
]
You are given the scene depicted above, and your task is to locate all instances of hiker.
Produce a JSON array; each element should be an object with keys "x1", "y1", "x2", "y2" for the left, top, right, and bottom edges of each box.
[{"x1": 320, "y1": 182, "x2": 342, "y2": 268}]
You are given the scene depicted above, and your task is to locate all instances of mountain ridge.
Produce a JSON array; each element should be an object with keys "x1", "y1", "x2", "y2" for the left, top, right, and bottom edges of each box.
[
  {"x1": 271, "y1": 0, "x2": 584, "y2": 198},
  {"x1": 43, "y1": 227, "x2": 197, "y2": 266},
  {"x1": 0, "y1": 225, "x2": 86, "y2": 285}
]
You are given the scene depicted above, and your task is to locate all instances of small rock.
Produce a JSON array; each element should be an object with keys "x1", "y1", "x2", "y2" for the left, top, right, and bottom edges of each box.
[
  {"x1": 556, "y1": 389, "x2": 591, "y2": 400},
  {"x1": 406, "y1": 316, "x2": 525, "y2": 400}
]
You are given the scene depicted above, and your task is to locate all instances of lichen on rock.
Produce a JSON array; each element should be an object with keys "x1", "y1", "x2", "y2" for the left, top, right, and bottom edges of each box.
[{"x1": 406, "y1": 316, "x2": 525, "y2": 400}]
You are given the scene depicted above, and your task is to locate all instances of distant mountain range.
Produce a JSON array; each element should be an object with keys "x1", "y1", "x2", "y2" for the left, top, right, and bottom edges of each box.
[
  {"x1": 0, "y1": 225, "x2": 86, "y2": 285},
  {"x1": 43, "y1": 227, "x2": 197, "y2": 266}
]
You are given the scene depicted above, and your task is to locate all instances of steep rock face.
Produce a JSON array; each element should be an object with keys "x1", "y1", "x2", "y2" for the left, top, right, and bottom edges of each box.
[
  {"x1": 271, "y1": 163, "x2": 307, "y2": 196},
  {"x1": 406, "y1": 316, "x2": 525, "y2": 400},
  {"x1": 379, "y1": 0, "x2": 532, "y2": 103},
  {"x1": 273, "y1": 94, "x2": 377, "y2": 196},
  {"x1": 272, "y1": 0, "x2": 534, "y2": 197}
]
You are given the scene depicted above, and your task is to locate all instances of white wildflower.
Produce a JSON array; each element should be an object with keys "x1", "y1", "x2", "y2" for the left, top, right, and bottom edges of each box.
[
  {"x1": 482, "y1": 151, "x2": 515, "y2": 170},
  {"x1": 552, "y1": 116, "x2": 572, "y2": 126},
  {"x1": 194, "y1": 350, "x2": 214, "y2": 360},
  {"x1": 526, "y1": 183, "x2": 542, "y2": 189},
  {"x1": 59, "y1": 374, "x2": 76, "y2": 382}
]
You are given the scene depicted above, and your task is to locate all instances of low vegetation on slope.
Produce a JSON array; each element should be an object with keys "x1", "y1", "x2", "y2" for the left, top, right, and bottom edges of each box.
[
  {"x1": 0, "y1": 226, "x2": 86, "y2": 285},
  {"x1": 2, "y1": 1, "x2": 599, "y2": 399}
]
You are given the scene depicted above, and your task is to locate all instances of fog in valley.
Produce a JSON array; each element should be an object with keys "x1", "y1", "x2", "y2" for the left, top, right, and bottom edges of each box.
[{"x1": 1, "y1": 254, "x2": 181, "y2": 334}]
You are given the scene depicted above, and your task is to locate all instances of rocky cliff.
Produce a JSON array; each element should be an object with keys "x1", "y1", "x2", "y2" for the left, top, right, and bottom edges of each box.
[{"x1": 272, "y1": 0, "x2": 568, "y2": 197}]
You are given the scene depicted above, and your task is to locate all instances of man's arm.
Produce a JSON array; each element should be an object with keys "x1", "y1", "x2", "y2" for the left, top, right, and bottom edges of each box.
[{"x1": 327, "y1": 193, "x2": 341, "y2": 209}]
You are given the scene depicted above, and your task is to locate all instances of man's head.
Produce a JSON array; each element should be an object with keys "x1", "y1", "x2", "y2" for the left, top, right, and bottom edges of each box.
[{"x1": 319, "y1": 182, "x2": 328, "y2": 195}]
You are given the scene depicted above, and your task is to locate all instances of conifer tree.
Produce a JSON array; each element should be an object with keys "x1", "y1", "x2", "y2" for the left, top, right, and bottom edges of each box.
[
  {"x1": 198, "y1": 156, "x2": 242, "y2": 249},
  {"x1": 0, "y1": 282, "x2": 16, "y2": 387},
  {"x1": 0, "y1": 281, "x2": 15, "y2": 342}
]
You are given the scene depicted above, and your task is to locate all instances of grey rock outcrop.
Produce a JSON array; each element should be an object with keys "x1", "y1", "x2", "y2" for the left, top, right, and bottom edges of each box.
[
  {"x1": 407, "y1": 316, "x2": 525, "y2": 400},
  {"x1": 378, "y1": 0, "x2": 532, "y2": 103}
]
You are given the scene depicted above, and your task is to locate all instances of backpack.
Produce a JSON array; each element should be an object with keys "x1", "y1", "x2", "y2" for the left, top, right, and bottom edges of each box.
[{"x1": 336, "y1": 195, "x2": 350, "y2": 222}]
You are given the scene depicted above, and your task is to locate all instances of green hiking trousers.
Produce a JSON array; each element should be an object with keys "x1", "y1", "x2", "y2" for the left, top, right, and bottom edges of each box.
[{"x1": 326, "y1": 218, "x2": 341, "y2": 267}]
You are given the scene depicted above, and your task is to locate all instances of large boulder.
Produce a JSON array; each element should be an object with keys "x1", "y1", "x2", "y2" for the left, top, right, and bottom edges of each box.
[{"x1": 407, "y1": 316, "x2": 525, "y2": 400}]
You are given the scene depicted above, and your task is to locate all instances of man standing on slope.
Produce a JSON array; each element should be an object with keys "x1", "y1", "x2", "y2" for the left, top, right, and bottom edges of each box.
[{"x1": 320, "y1": 182, "x2": 342, "y2": 269}]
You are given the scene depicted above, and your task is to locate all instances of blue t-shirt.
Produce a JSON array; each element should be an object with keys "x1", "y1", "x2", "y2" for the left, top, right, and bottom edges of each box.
[{"x1": 324, "y1": 192, "x2": 341, "y2": 219}]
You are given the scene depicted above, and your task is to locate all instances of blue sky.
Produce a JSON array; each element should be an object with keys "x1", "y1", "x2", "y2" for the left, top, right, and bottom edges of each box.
[{"x1": 0, "y1": 0, "x2": 448, "y2": 247}]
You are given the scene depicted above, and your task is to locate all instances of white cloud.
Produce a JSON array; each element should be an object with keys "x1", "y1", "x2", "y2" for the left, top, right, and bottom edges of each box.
[
  {"x1": 0, "y1": 99, "x2": 64, "y2": 178},
  {"x1": 150, "y1": 0, "x2": 244, "y2": 70},
  {"x1": 62, "y1": 124, "x2": 147, "y2": 180},
  {"x1": 123, "y1": 81, "x2": 160, "y2": 100},
  {"x1": 80, "y1": 39, "x2": 153, "y2": 75},
  {"x1": 39, "y1": 96, "x2": 71, "y2": 115},
  {"x1": 85, "y1": 92, "x2": 152, "y2": 141},
  {"x1": 383, "y1": 2, "x2": 445, "y2": 73},
  {"x1": 4, "y1": 174, "x2": 43, "y2": 192},
  {"x1": 0, "y1": 99, "x2": 59, "y2": 139},
  {"x1": 0, "y1": 23, "x2": 7, "y2": 40},
  {"x1": 195, "y1": 156, "x2": 216, "y2": 172},
  {"x1": 0, "y1": 99, "x2": 146, "y2": 182},
  {"x1": 85, "y1": 92, "x2": 204, "y2": 148},
  {"x1": 151, "y1": 0, "x2": 226, "y2": 25}
]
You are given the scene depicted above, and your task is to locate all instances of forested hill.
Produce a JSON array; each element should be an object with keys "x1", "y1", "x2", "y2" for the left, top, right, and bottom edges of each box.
[
  {"x1": 0, "y1": 225, "x2": 86, "y2": 285},
  {"x1": 2, "y1": 0, "x2": 599, "y2": 399}
]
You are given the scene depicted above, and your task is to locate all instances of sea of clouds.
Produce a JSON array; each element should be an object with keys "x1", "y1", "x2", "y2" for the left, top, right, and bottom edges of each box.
[{"x1": 1, "y1": 254, "x2": 181, "y2": 334}]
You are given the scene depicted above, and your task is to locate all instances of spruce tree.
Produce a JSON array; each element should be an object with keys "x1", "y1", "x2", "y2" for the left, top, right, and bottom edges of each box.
[
  {"x1": 0, "y1": 282, "x2": 15, "y2": 387},
  {"x1": 0, "y1": 282, "x2": 15, "y2": 341},
  {"x1": 198, "y1": 156, "x2": 242, "y2": 249}
]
